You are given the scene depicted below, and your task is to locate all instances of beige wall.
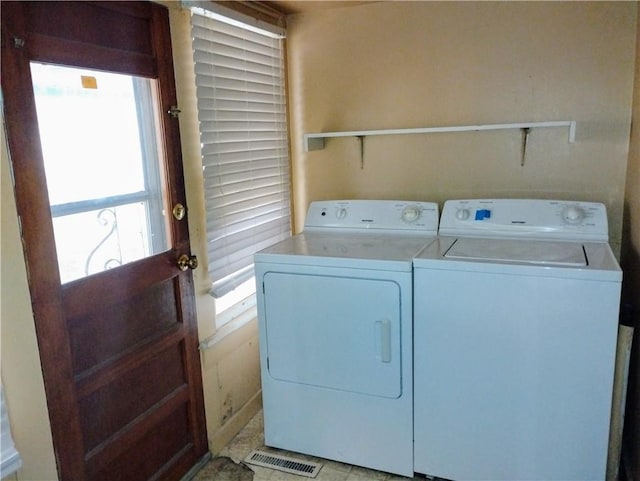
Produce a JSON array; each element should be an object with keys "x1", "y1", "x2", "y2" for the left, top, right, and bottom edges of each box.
[
  {"x1": 1, "y1": 119, "x2": 58, "y2": 480},
  {"x1": 622, "y1": 7, "x2": 640, "y2": 478},
  {"x1": 287, "y1": 1, "x2": 637, "y2": 259}
]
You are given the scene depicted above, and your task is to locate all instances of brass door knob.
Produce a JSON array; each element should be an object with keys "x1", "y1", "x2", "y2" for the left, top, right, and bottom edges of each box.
[
  {"x1": 177, "y1": 254, "x2": 198, "y2": 271},
  {"x1": 172, "y1": 203, "x2": 186, "y2": 221}
]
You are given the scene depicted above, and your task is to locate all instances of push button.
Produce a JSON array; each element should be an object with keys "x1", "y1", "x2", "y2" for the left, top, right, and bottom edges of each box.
[{"x1": 475, "y1": 209, "x2": 492, "y2": 221}]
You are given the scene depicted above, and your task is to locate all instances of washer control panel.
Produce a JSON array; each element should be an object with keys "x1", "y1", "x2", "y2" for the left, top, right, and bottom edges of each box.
[
  {"x1": 440, "y1": 199, "x2": 609, "y2": 241},
  {"x1": 305, "y1": 200, "x2": 439, "y2": 233}
]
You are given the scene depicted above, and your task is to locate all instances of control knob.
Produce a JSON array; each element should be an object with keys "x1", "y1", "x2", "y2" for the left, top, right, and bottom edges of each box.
[
  {"x1": 562, "y1": 205, "x2": 586, "y2": 224},
  {"x1": 401, "y1": 205, "x2": 421, "y2": 223},
  {"x1": 335, "y1": 207, "x2": 348, "y2": 219},
  {"x1": 456, "y1": 208, "x2": 471, "y2": 221}
]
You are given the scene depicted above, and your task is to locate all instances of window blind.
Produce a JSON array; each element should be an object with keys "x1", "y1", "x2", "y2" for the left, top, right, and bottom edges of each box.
[{"x1": 191, "y1": 11, "x2": 291, "y2": 298}]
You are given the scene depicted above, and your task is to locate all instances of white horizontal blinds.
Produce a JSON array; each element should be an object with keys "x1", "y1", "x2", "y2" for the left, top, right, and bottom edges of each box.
[{"x1": 192, "y1": 12, "x2": 291, "y2": 298}]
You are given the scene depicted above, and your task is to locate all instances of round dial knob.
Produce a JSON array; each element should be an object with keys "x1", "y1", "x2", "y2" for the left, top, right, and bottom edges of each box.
[
  {"x1": 456, "y1": 208, "x2": 471, "y2": 221},
  {"x1": 401, "y1": 205, "x2": 421, "y2": 223},
  {"x1": 335, "y1": 207, "x2": 348, "y2": 219},
  {"x1": 562, "y1": 205, "x2": 585, "y2": 224}
]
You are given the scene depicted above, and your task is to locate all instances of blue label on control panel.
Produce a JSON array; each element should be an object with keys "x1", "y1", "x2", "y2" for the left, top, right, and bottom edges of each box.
[{"x1": 475, "y1": 209, "x2": 491, "y2": 220}]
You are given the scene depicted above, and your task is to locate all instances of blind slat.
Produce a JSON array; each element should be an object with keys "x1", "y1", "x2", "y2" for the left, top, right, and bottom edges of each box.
[
  {"x1": 207, "y1": 202, "x2": 291, "y2": 233},
  {"x1": 209, "y1": 214, "x2": 290, "y2": 248},
  {"x1": 208, "y1": 224, "x2": 291, "y2": 281},
  {"x1": 205, "y1": 189, "x2": 290, "y2": 217},
  {"x1": 191, "y1": 10, "x2": 290, "y2": 291}
]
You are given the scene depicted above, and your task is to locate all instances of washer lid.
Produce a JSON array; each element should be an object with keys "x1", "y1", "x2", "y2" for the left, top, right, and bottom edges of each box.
[{"x1": 444, "y1": 238, "x2": 587, "y2": 267}]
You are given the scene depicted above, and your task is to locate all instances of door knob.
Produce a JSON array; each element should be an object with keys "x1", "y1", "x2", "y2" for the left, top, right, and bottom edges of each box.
[
  {"x1": 172, "y1": 203, "x2": 186, "y2": 221},
  {"x1": 177, "y1": 254, "x2": 198, "y2": 271}
]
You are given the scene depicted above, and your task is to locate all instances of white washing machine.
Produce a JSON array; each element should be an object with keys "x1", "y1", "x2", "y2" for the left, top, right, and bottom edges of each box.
[
  {"x1": 255, "y1": 200, "x2": 439, "y2": 477},
  {"x1": 413, "y1": 199, "x2": 622, "y2": 481}
]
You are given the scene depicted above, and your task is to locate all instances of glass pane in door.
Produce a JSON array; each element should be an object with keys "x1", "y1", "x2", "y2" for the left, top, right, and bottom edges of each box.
[{"x1": 30, "y1": 63, "x2": 170, "y2": 283}]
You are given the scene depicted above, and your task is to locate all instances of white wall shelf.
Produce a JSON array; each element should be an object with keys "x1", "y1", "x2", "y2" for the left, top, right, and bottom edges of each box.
[{"x1": 303, "y1": 120, "x2": 576, "y2": 152}]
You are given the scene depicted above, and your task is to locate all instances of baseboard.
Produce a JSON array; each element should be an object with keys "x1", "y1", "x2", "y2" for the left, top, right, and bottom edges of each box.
[
  {"x1": 210, "y1": 390, "x2": 263, "y2": 455},
  {"x1": 180, "y1": 451, "x2": 212, "y2": 481}
]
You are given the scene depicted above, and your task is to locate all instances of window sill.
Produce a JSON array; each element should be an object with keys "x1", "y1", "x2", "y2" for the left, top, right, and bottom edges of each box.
[{"x1": 198, "y1": 302, "x2": 257, "y2": 351}]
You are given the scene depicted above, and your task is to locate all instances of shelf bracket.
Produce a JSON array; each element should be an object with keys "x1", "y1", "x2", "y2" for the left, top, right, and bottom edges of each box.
[
  {"x1": 305, "y1": 136, "x2": 325, "y2": 151},
  {"x1": 521, "y1": 127, "x2": 530, "y2": 167},
  {"x1": 357, "y1": 135, "x2": 365, "y2": 169}
]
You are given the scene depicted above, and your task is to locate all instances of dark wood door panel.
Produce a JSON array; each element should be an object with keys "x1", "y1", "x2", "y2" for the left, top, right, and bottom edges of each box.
[
  {"x1": 66, "y1": 277, "x2": 181, "y2": 376},
  {"x1": 86, "y1": 401, "x2": 194, "y2": 481},
  {"x1": 23, "y1": 1, "x2": 157, "y2": 77},
  {"x1": 1, "y1": 2, "x2": 208, "y2": 480},
  {"x1": 62, "y1": 253, "x2": 181, "y2": 318},
  {"x1": 27, "y1": 2, "x2": 153, "y2": 55},
  {"x1": 78, "y1": 342, "x2": 187, "y2": 453},
  {"x1": 74, "y1": 325, "x2": 185, "y2": 399}
]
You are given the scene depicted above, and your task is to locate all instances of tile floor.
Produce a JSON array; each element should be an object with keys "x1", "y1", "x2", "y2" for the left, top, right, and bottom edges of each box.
[{"x1": 193, "y1": 410, "x2": 427, "y2": 481}]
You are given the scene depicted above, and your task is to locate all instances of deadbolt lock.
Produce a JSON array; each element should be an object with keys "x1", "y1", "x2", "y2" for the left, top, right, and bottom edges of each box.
[
  {"x1": 172, "y1": 203, "x2": 186, "y2": 221},
  {"x1": 177, "y1": 254, "x2": 198, "y2": 271}
]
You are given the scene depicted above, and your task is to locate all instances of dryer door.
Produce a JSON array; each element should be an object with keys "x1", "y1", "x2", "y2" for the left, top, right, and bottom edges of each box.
[{"x1": 263, "y1": 272, "x2": 402, "y2": 398}]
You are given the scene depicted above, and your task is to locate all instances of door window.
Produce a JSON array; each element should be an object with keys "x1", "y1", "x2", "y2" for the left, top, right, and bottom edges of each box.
[{"x1": 30, "y1": 63, "x2": 169, "y2": 283}]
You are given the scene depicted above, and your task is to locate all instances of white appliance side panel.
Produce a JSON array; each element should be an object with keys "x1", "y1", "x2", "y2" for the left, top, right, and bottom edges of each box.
[
  {"x1": 263, "y1": 272, "x2": 402, "y2": 398},
  {"x1": 414, "y1": 268, "x2": 621, "y2": 481}
]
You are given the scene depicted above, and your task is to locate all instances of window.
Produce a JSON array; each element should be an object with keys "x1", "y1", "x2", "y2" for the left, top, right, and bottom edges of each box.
[
  {"x1": 190, "y1": 6, "x2": 291, "y2": 327},
  {"x1": 30, "y1": 63, "x2": 169, "y2": 284}
]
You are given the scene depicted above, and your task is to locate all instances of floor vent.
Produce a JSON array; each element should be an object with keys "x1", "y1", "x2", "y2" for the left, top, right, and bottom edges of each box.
[{"x1": 244, "y1": 449, "x2": 322, "y2": 478}]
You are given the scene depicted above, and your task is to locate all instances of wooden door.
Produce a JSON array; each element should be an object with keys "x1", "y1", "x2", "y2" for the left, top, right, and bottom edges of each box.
[{"x1": 1, "y1": 2, "x2": 208, "y2": 480}]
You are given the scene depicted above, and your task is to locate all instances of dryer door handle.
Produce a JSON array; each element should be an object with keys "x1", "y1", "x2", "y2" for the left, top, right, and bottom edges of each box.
[{"x1": 375, "y1": 319, "x2": 392, "y2": 363}]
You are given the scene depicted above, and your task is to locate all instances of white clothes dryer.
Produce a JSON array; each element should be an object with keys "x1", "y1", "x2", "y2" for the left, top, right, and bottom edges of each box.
[
  {"x1": 255, "y1": 200, "x2": 439, "y2": 477},
  {"x1": 413, "y1": 199, "x2": 622, "y2": 481}
]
